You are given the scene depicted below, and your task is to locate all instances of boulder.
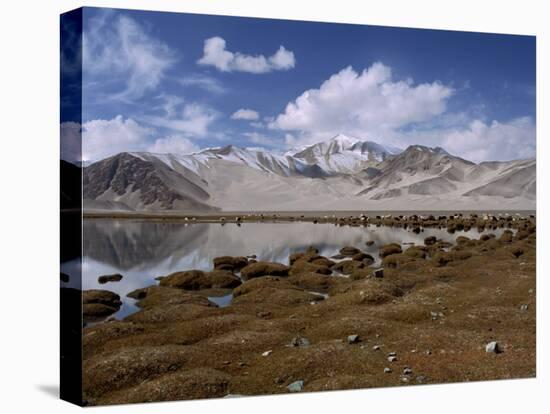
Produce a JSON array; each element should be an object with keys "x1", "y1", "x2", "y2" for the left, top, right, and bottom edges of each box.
[
  {"x1": 83, "y1": 289, "x2": 122, "y2": 307},
  {"x1": 290, "y1": 260, "x2": 332, "y2": 276},
  {"x1": 424, "y1": 236, "x2": 437, "y2": 246},
  {"x1": 403, "y1": 246, "x2": 427, "y2": 259},
  {"x1": 331, "y1": 260, "x2": 365, "y2": 275},
  {"x1": 287, "y1": 272, "x2": 338, "y2": 293},
  {"x1": 159, "y1": 270, "x2": 241, "y2": 290},
  {"x1": 98, "y1": 273, "x2": 123, "y2": 284},
  {"x1": 240, "y1": 261, "x2": 290, "y2": 279},
  {"x1": 379, "y1": 243, "x2": 402, "y2": 258},
  {"x1": 382, "y1": 253, "x2": 416, "y2": 269},
  {"x1": 127, "y1": 286, "x2": 215, "y2": 308},
  {"x1": 339, "y1": 246, "x2": 361, "y2": 257},
  {"x1": 213, "y1": 256, "x2": 249, "y2": 271},
  {"x1": 351, "y1": 252, "x2": 375, "y2": 264},
  {"x1": 83, "y1": 303, "x2": 119, "y2": 320}
]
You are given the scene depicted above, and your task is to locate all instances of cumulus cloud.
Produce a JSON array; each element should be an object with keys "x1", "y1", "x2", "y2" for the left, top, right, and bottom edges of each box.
[
  {"x1": 147, "y1": 135, "x2": 199, "y2": 155},
  {"x1": 80, "y1": 116, "x2": 155, "y2": 161},
  {"x1": 76, "y1": 115, "x2": 204, "y2": 162},
  {"x1": 231, "y1": 108, "x2": 260, "y2": 121},
  {"x1": 439, "y1": 117, "x2": 536, "y2": 162},
  {"x1": 83, "y1": 12, "x2": 175, "y2": 100},
  {"x1": 197, "y1": 37, "x2": 295, "y2": 73},
  {"x1": 271, "y1": 62, "x2": 453, "y2": 145}
]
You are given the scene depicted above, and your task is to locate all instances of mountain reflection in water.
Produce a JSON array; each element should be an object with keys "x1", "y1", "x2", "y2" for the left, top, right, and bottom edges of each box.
[{"x1": 61, "y1": 219, "x2": 510, "y2": 320}]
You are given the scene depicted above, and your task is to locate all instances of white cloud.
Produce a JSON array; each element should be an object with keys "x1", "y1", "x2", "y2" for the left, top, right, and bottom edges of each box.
[
  {"x1": 197, "y1": 37, "x2": 295, "y2": 73},
  {"x1": 271, "y1": 62, "x2": 453, "y2": 146},
  {"x1": 147, "y1": 135, "x2": 199, "y2": 155},
  {"x1": 144, "y1": 103, "x2": 217, "y2": 136},
  {"x1": 78, "y1": 115, "x2": 204, "y2": 161},
  {"x1": 440, "y1": 117, "x2": 536, "y2": 162},
  {"x1": 178, "y1": 74, "x2": 226, "y2": 94},
  {"x1": 81, "y1": 115, "x2": 155, "y2": 162},
  {"x1": 231, "y1": 108, "x2": 260, "y2": 121},
  {"x1": 83, "y1": 12, "x2": 175, "y2": 100}
]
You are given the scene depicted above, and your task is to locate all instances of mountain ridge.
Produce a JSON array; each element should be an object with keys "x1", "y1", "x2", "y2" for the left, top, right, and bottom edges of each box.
[{"x1": 81, "y1": 135, "x2": 536, "y2": 212}]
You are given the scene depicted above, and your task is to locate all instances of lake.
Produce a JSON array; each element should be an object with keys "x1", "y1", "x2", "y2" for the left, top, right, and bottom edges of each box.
[{"x1": 61, "y1": 219, "x2": 511, "y2": 320}]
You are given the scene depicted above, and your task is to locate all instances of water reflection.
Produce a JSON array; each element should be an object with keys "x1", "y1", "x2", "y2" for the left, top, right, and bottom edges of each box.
[{"x1": 61, "y1": 219, "x2": 510, "y2": 320}]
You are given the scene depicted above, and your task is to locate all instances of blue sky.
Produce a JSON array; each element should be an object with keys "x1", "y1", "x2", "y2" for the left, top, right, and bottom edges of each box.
[{"x1": 64, "y1": 7, "x2": 536, "y2": 163}]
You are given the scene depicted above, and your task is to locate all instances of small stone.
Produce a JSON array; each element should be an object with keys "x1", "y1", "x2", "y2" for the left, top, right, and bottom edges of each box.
[
  {"x1": 387, "y1": 351, "x2": 397, "y2": 357},
  {"x1": 486, "y1": 341, "x2": 502, "y2": 353},
  {"x1": 388, "y1": 356, "x2": 398, "y2": 362},
  {"x1": 347, "y1": 334, "x2": 360, "y2": 344},
  {"x1": 403, "y1": 367, "x2": 413, "y2": 375},
  {"x1": 416, "y1": 376, "x2": 426, "y2": 383},
  {"x1": 401, "y1": 376, "x2": 409, "y2": 383},
  {"x1": 520, "y1": 304, "x2": 529, "y2": 311},
  {"x1": 262, "y1": 350, "x2": 272, "y2": 357},
  {"x1": 372, "y1": 345, "x2": 381, "y2": 351},
  {"x1": 384, "y1": 367, "x2": 392, "y2": 373},
  {"x1": 290, "y1": 337, "x2": 310, "y2": 347},
  {"x1": 373, "y1": 268, "x2": 384, "y2": 278},
  {"x1": 287, "y1": 380, "x2": 304, "y2": 392},
  {"x1": 425, "y1": 350, "x2": 432, "y2": 355}
]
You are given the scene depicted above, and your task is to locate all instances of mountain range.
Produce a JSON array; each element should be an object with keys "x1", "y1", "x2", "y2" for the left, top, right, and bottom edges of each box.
[{"x1": 81, "y1": 134, "x2": 536, "y2": 212}]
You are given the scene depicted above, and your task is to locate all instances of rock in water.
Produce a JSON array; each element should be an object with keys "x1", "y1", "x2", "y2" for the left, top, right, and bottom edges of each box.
[
  {"x1": 287, "y1": 380, "x2": 304, "y2": 392},
  {"x1": 339, "y1": 246, "x2": 361, "y2": 257},
  {"x1": 486, "y1": 341, "x2": 502, "y2": 353},
  {"x1": 98, "y1": 273, "x2": 123, "y2": 284}
]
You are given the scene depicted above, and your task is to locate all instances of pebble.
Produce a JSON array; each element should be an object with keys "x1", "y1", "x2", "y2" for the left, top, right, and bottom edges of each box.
[
  {"x1": 262, "y1": 350, "x2": 272, "y2": 357},
  {"x1": 387, "y1": 351, "x2": 397, "y2": 357},
  {"x1": 485, "y1": 341, "x2": 502, "y2": 353},
  {"x1": 347, "y1": 334, "x2": 360, "y2": 344},
  {"x1": 290, "y1": 337, "x2": 310, "y2": 347},
  {"x1": 372, "y1": 345, "x2": 381, "y2": 351},
  {"x1": 520, "y1": 304, "x2": 529, "y2": 311},
  {"x1": 403, "y1": 367, "x2": 413, "y2": 375},
  {"x1": 388, "y1": 356, "x2": 398, "y2": 362},
  {"x1": 287, "y1": 380, "x2": 304, "y2": 392},
  {"x1": 384, "y1": 367, "x2": 392, "y2": 373},
  {"x1": 373, "y1": 268, "x2": 384, "y2": 278}
]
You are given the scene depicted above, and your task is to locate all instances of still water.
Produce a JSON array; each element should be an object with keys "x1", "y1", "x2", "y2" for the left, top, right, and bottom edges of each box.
[{"x1": 61, "y1": 219, "x2": 510, "y2": 320}]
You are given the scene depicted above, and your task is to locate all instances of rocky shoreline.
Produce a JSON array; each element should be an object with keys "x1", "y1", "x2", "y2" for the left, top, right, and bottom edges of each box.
[{"x1": 80, "y1": 214, "x2": 536, "y2": 405}]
